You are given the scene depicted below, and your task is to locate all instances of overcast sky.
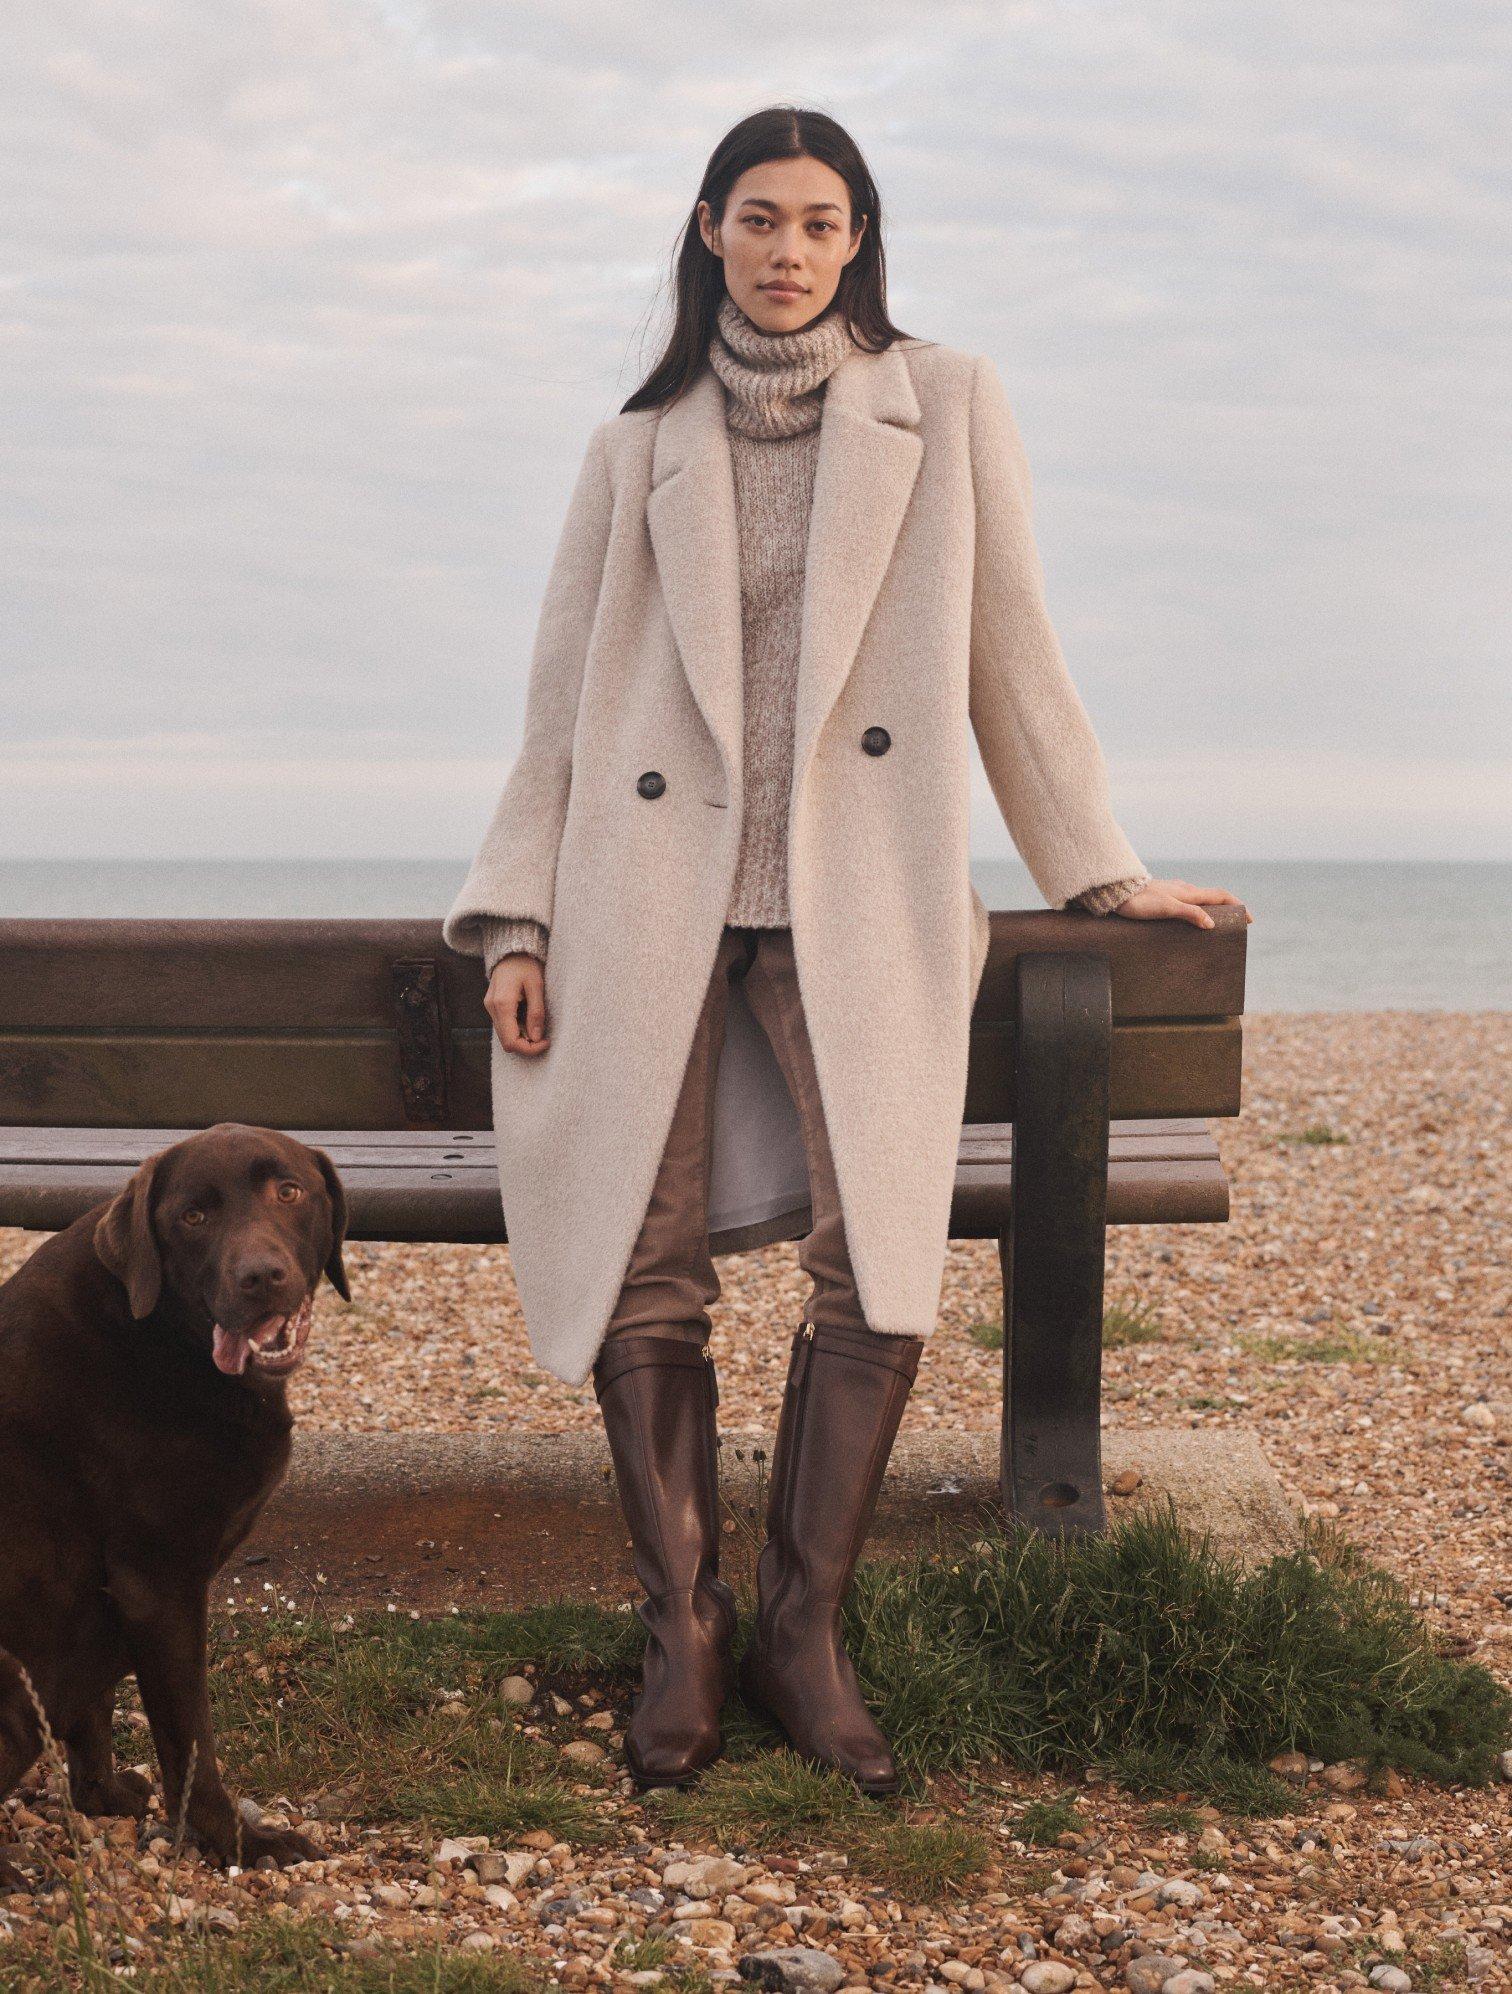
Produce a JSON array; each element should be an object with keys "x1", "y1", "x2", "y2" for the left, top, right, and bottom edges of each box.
[{"x1": 4, "y1": 1, "x2": 1509, "y2": 866}]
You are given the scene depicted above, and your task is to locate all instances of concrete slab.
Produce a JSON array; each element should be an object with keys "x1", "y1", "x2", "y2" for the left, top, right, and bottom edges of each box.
[{"x1": 236, "y1": 1427, "x2": 1300, "y2": 1613}]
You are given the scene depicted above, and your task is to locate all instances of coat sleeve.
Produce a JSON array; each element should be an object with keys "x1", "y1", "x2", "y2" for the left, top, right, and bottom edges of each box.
[
  {"x1": 442, "y1": 422, "x2": 614, "y2": 960},
  {"x1": 965, "y1": 353, "x2": 1147, "y2": 910}
]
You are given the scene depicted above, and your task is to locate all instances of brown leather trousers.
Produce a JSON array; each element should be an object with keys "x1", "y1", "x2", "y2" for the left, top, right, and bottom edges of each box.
[
  {"x1": 594, "y1": 925, "x2": 921, "y2": 1792},
  {"x1": 603, "y1": 924, "x2": 867, "y2": 1348}
]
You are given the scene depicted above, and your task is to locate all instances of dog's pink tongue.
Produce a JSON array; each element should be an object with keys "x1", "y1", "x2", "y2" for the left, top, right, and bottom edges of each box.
[{"x1": 212, "y1": 1325, "x2": 250, "y2": 1376}]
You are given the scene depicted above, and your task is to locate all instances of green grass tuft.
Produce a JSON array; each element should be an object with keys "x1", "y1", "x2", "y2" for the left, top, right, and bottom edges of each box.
[
  {"x1": 969, "y1": 1291, "x2": 1161, "y2": 1356},
  {"x1": 1280, "y1": 1123, "x2": 1351, "y2": 1145},
  {"x1": 654, "y1": 1752, "x2": 988, "y2": 1897},
  {"x1": 1103, "y1": 1296, "x2": 1162, "y2": 1348},
  {"x1": 1011, "y1": 1791, "x2": 1084, "y2": 1845},
  {"x1": 842, "y1": 1506, "x2": 1512, "y2": 1798},
  {"x1": 205, "y1": 1612, "x2": 614, "y2": 1844},
  {"x1": 1243, "y1": 1329, "x2": 1390, "y2": 1365},
  {"x1": 1, "y1": 1914, "x2": 546, "y2": 1991}
]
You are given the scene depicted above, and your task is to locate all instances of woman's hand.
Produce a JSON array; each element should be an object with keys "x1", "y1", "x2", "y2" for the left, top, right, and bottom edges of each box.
[
  {"x1": 485, "y1": 955, "x2": 551, "y2": 1056},
  {"x1": 1113, "y1": 878, "x2": 1252, "y2": 931}
]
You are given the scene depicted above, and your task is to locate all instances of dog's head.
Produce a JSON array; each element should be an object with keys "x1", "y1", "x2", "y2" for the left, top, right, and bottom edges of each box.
[{"x1": 93, "y1": 1123, "x2": 350, "y2": 1387}]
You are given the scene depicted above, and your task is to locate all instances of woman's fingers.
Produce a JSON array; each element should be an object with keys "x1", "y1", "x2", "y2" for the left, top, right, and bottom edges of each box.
[
  {"x1": 1145, "y1": 891, "x2": 1216, "y2": 929},
  {"x1": 485, "y1": 957, "x2": 551, "y2": 1055},
  {"x1": 1114, "y1": 878, "x2": 1252, "y2": 928},
  {"x1": 521, "y1": 969, "x2": 549, "y2": 1047}
]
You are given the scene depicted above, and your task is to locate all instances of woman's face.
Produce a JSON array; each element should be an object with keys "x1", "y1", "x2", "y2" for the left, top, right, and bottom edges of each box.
[{"x1": 698, "y1": 154, "x2": 865, "y2": 335}]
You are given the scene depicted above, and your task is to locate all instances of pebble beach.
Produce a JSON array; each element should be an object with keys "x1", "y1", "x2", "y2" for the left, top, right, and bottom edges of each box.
[{"x1": 0, "y1": 1008, "x2": 1507, "y2": 1989}]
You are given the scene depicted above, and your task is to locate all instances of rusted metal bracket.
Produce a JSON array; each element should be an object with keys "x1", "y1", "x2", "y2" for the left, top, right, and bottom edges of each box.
[
  {"x1": 391, "y1": 959, "x2": 450, "y2": 1125},
  {"x1": 1000, "y1": 950, "x2": 1112, "y2": 1539}
]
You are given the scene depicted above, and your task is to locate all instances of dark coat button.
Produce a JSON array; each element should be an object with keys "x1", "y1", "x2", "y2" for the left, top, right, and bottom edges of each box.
[
  {"x1": 861, "y1": 726, "x2": 891, "y2": 756},
  {"x1": 636, "y1": 769, "x2": 667, "y2": 799}
]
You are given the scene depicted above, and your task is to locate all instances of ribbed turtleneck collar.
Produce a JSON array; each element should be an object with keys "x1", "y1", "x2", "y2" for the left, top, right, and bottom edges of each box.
[{"x1": 707, "y1": 291, "x2": 853, "y2": 439}]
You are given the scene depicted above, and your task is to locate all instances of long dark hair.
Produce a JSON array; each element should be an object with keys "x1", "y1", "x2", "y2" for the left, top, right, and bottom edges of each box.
[{"x1": 621, "y1": 106, "x2": 912, "y2": 414}]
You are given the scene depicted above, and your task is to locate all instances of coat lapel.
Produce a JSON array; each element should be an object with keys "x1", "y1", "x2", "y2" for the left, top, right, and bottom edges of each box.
[
  {"x1": 646, "y1": 336, "x2": 924, "y2": 808},
  {"x1": 791, "y1": 340, "x2": 923, "y2": 793},
  {"x1": 644, "y1": 367, "x2": 745, "y2": 799}
]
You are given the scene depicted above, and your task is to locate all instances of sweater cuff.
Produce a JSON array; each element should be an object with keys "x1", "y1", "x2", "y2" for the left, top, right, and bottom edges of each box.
[
  {"x1": 1068, "y1": 870, "x2": 1152, "y2": 917},
  {"x1": 481, "y1": 916, "x2": 549, "y2": 974}
]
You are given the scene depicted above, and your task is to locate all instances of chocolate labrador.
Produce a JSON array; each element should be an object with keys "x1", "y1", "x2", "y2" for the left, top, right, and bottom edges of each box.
[{"x1": 0, "y1": 1122, "x2": 350, "y2": 1875}]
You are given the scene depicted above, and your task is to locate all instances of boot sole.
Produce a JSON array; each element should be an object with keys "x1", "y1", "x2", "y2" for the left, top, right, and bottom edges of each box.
[{"x1": 624, "y1": 1758, "x2": 717, "y2": 1791}]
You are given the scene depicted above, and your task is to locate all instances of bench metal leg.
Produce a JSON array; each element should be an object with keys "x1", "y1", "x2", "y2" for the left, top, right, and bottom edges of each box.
[{"x1": 999, "y1": 951, "x2": 1112, "y2": 1539}]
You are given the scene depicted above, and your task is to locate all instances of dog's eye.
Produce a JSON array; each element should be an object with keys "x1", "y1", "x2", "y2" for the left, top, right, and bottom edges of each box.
[
  {"x1": 276, "y1": 1181, "x2": 303, "y2": 1203},
  {"x1": 182, "y1": 1208, "x2": 207, "y2": 1227}
]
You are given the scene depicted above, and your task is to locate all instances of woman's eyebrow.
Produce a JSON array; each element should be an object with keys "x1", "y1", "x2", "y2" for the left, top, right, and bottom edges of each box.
[{"x1": 736, "y1": 197, "x2": 845, "y2": 214}]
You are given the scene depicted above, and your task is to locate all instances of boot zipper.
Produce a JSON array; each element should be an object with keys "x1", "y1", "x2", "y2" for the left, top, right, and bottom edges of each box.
[
  {"x1": 702, "y1": 1345, "x2": 723, "y2": 1596},
  {"x1": 761, "y1": 1318, "x2": 816, "y2": 1644},
  {"x1": 793, "y1": 1321, "x2": 815, "y2": 1399}
]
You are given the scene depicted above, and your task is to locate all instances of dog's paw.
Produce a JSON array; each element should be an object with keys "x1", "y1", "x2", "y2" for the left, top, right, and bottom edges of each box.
[
  {"x1": 234, "y1": 1822, "x2": 323, "y2": 1870},
  {"x1": 0, "y1": 1851, "x2": 33, "y2": 1894},
  {"x1": 74, "y1": 1768, "x2": 154, "y2": 1821}
]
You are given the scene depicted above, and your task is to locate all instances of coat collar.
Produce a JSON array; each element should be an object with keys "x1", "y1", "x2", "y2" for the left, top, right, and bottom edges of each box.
[{"x1": 645, "y1": 337, "x2": 924, "y2": 808}]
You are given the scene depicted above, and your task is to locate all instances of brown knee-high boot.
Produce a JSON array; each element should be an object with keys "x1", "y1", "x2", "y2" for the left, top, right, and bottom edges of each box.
[
  {"x1": 738, "y1": 1319, "x2": 922, "y2": 1796},
  {"x1": 591, "y1": 1333, "x2": 737, "y2": 1787}
]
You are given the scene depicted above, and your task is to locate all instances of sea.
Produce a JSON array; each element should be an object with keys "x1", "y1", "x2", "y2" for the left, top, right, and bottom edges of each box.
[{"x1": 2, "y1": 858, "x2": 1507, "y2": 1012}]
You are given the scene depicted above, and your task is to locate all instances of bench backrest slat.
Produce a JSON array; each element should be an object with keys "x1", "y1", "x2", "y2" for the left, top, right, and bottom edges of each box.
[{"x1": 0, "y1": 910, "x2": 1247, "y2": 1131}]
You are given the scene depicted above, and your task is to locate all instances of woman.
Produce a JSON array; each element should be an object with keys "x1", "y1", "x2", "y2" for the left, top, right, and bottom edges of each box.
[{"x1": 443, "y1": 106, "x2": 1247, "y2": 1795}]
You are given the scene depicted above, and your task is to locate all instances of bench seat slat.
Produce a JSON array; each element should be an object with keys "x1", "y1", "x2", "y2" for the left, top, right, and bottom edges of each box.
[
  {"x1": 0, "y1": 1119, "x2": 1220, "y2": 1165},
  {"x1": 0, "y1": 1119, "x2": 1228, "y2": 1240}
]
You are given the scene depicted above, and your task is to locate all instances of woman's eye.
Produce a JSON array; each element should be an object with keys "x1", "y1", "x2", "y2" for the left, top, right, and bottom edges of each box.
[{"x1": 276, "y1": 1182, "x2": 302, "y2": 1203}]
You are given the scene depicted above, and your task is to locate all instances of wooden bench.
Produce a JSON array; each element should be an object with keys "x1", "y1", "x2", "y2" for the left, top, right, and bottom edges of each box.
[{"x1": 0, "y1": 907, "x2": 1247, "y2": 1539}]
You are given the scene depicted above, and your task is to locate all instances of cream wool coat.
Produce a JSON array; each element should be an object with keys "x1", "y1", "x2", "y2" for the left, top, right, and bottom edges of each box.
[{"x1": 443, "y1": 333, "x2": 1146, "y2": 1387}]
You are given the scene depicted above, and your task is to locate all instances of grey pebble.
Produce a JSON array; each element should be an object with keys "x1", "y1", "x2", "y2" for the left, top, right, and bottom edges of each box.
[
  {"x1": 1020, "y1": 1966, "x2": 1077, "y2": 1994},
  {"x1": 1368, "y1": 1970, "x2": 1412, "y2": 1994},
  {"x1": 1386, "y1": 1836, "x2": 1438, "y2": 1861},
  {"x1": 1125, "y1": 1960, "x2": 1183, "y2": 1994},
  {"x1": 535, "y1": 1893, "x2": 585, "y2": 1927},
  {"x1": 737, "y1": 1947, "x2": 846, "y2": 1993},
  {"x1": 1157, "y1": 1879, "x2": 1205, "y2": 1909}
]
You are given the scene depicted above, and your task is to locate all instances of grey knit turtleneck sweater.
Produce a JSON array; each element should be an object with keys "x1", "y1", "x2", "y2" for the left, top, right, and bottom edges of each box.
[
  {"x1": 708, "y1": 290, "x2": 853, "y2": 927},
  {"x1": 479, "y1": 298, "x2": 1147, "y2": 972}
]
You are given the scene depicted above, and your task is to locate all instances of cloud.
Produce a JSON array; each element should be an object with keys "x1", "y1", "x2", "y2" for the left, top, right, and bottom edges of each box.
[{"x1": 2, "y1": 1, "x2": 1508, "y2": 859}]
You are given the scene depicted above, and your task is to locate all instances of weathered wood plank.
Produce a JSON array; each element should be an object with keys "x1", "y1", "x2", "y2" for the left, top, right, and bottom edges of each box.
[
  {"x1": 0, "y1": 1121, "x2": 1229, "y2": 1240},
  {"x1": 0, "y1": 1017, "x2": 1242, "y2": 1128},
  {"x1": 0, "y1": 1118, "x2": 1222, "y2": 1167},
  {"x1": 0, "y1": 905, "x2": 1247, "y2": 1030}
]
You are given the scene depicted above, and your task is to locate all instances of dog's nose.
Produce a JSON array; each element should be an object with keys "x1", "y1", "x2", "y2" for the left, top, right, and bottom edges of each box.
[{"x1": 237, "y1": 1261, "x2": 292, "y2": 1299}]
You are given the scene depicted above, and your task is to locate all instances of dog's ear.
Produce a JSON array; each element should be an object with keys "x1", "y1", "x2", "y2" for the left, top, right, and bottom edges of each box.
[
  {"x1": 310, "y1": 1147, "x2": 351, "y2": 1302},
  {"x1": 93, "y1": 1153, "x2": 166, "y2": 1320}
]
